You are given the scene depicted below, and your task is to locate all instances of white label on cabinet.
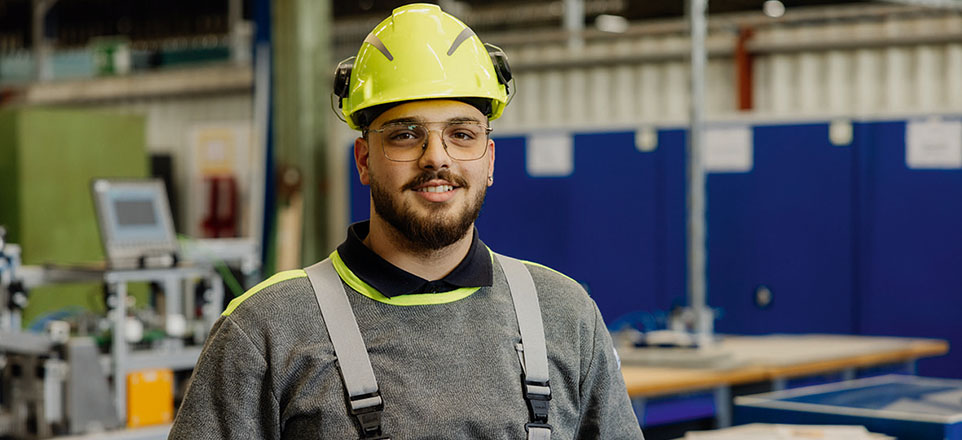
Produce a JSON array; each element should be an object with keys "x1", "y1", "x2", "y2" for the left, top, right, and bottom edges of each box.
[
  {"x1": 526, "y1": 132, "x2": 574, "y2": 177},
  {"x1": 705, "y1": 126, "x2": 753, "y2": 173},
  {"x1": 906, "y1": 118, "x2": 962, "y2": 169}
]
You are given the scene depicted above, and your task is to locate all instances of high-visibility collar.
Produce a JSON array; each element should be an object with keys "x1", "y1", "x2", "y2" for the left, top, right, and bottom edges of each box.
[{"x1": 336, "y1": 221, "x2": 493, "y2": 298}]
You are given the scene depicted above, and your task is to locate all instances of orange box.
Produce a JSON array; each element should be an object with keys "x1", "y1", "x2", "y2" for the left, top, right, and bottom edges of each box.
[{"x1": 126, "y1": 368, "x2": 174, "y2": 428}]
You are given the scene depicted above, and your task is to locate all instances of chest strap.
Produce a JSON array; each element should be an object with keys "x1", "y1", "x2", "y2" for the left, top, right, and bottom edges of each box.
[
  {"x1": 496, "y1": 254, "x2": 552, "y2": 440},
  {"x1": 305, "y1": 259, "x2": 389, "y2": 440},
  {"x1": 305, "y1": 254, "x2": 552, "y2": 440}
]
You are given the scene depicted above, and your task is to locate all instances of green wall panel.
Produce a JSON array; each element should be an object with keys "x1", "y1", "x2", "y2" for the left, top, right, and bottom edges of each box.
[{"x1": 0, "y1": 109, "x2": 149, "y2": 327}]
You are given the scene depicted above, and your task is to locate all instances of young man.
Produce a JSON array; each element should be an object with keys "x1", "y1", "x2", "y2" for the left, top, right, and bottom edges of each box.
[{"x1": 170, "y1": 4, "x2": 644, "y2": 439}]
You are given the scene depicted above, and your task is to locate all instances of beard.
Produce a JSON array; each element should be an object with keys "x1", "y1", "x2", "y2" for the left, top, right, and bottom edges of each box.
[{"x1": 370, "y1": 169, "x2": 486, "y2": 253}]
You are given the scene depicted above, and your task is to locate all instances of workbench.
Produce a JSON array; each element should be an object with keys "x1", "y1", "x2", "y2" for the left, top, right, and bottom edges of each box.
[
  {"x1": 39, "y1": 334, "x2": 950, "y2": 439},
  {"x1": 621, "y1": 334, "x2": 949, "y2": 429}
]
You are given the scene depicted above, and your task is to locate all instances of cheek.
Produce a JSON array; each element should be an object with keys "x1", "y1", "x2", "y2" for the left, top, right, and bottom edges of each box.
[{"x1": 370, "y1": 163, "x2": 410, "y2": 188}]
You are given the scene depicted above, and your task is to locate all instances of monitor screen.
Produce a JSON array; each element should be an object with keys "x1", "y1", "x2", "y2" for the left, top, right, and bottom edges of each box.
[
  {"x1": 92, "y1": 179, "x2": 178, "y2": 266},
  {"x1": 114, "y1": 199, "x2": 157, "y2": 227}
]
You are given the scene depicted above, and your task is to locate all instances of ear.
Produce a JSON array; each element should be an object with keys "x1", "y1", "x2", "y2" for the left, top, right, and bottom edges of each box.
[
  {"x1": 354, "y1": 136, "x2": 371, "y2": 186},
  {"x1": 487, "y1": 138, "x2": 495, "y2": 187}
]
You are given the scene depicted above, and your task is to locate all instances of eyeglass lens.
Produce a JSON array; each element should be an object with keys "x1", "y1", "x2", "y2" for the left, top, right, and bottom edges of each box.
[{"x1": 375, "y1": 122, "x2": 489, "y2": 161}]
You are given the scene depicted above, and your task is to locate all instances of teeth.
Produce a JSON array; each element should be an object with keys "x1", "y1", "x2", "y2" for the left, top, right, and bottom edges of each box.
[{"x1": 418, "y1": 185, "x2": 453, "y2": 193}]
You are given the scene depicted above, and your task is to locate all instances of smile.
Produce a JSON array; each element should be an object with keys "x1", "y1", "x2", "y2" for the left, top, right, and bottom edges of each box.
[{"x1": 416, "y1": 185, "x2": 454, "y2": 193}]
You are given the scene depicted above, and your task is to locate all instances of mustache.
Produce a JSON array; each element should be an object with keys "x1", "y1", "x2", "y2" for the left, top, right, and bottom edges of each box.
[{"x1": 402, "y1": 169, "x2": 469, "y2": 191}]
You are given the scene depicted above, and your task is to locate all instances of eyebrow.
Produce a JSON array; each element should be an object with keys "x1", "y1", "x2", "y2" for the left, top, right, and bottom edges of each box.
[{"x1": 378, "y1": 116, "x2": 485, "y2": 126}]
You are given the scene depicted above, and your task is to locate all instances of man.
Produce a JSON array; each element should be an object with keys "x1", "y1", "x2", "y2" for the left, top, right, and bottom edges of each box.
[{"x1": 170, "y1": 3, "x2": 644, "y2": 439}]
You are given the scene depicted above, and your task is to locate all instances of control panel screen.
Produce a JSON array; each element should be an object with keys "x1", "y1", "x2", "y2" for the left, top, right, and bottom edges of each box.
[{"x1": 114, "y1": 199, "x2": 157, "y2": 227}]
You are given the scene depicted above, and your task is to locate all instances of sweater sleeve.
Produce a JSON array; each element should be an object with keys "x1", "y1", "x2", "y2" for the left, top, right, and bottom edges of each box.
[
  {"x1": 576, "y1": 302, "x2": 646, "y2": 439},
  {"x1": 169, "y1": 316, "x2": 281, "y2": 440}
]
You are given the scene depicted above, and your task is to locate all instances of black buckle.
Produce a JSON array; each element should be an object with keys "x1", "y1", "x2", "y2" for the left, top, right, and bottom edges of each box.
[
  {"x1": 349, "y1": 393, "x2": 389, "y2": 440},
  {"x1": 522, "y1": 377, "x2": 551, "y2": 424}
]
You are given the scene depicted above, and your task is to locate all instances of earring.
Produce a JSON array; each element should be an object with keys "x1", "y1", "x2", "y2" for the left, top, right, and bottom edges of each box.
[{"x1": 488, "y1": 176, "x2": 493, "y2": 183}]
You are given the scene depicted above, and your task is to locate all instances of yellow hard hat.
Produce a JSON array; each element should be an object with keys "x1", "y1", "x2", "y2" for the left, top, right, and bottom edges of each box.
[{"x1": 333, "y1": 3, "x2": 513, "y2": 130}]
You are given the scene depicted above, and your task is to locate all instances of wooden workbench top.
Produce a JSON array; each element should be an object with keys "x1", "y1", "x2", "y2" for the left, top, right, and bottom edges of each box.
[{"x1": 621, "y1": 334, "x2": 948, "y2": 398}]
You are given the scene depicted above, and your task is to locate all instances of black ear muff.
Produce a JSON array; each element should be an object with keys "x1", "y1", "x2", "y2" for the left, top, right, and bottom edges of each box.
[
  {"x1": 484, "y1": 43, "x2": 512, "y2": 89},
  {"x1": 333, "y1": 56, "x2": 355, "y2": 108}
]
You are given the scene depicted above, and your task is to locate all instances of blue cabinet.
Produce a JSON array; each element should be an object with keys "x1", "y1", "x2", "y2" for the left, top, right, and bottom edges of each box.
[
  {"x1": 855, "y1": 120, "x2": 962, "y2": 378},
  {"x1": 709, "y1": 123, "x2": 856, "y2": 335}
]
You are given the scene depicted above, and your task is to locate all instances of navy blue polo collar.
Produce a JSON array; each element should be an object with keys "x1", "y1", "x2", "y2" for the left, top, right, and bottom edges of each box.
[{"x1": 336, "y1": 221, "x2": 493, "y2": 298}]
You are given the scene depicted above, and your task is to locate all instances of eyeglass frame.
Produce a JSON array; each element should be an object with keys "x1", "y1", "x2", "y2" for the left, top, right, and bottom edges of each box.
[{"x1": 363, "y1": 120, "x2": 494, "y2": 162}]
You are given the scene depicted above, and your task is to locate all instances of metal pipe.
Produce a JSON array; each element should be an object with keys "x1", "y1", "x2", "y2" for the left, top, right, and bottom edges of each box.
[
  {"x1": 228, "y1": 0, "x2": 244, "y2": 63},
  {"x1": 250, "y1": 43, "x2": 270, "y2": 271},
  {"x1": 735, "y1": 26, "x2": 754, "y2": 111},
  {"x1": 880, "y1": 0, "x2": 962, "y2": 9},
  {"x1": 334, "y1": 3, "x2": 925, "y2": 50},
  {"x1": 564, "y1": 0, "x2": 586, "y2": 51},
  {"x1": 687, "y1": 0, "x2": 710, "y2": 343},
  {"x1": 31, "y1": 0, "x2": 57, "y2": 81},
  {"x1": 747, "y1": 30, "x2": 962, "y2": 54}
]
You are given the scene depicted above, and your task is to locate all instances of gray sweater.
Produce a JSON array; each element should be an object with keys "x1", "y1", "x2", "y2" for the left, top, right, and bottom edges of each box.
[{"x1": 169, "y1": 255, "x2": 644, "y2": 439}]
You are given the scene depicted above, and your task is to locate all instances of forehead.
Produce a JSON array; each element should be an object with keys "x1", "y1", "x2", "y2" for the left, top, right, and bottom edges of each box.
[{"x1": 371, "y1": 100, "x2": 486, "y2": 126}]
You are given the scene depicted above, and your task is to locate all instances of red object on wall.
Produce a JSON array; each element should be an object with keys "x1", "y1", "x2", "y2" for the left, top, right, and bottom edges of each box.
[
  {"x1": 201, "y1": 176, "x2": 238, "y2": 238},
  {"x1": 735, "y1": 26, "x2": 754, "y2": 111}
]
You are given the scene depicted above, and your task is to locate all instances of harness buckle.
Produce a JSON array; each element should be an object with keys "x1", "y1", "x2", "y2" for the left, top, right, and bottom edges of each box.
[
  {"x1": 525, "y1": 422, "x2": 553, "y2": 433},
  {"x1": 522, "y1": 377, "x2": 551, "y2": 424},
  {"x1": 349, "y1": 393, "x2": 389, "y2": 440}
]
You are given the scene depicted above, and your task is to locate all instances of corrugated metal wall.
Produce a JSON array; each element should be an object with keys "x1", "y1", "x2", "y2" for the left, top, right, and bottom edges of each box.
[
  {"x1": 330, "y1": 8, "x2": 962, "y2": 141},
  {"x1": 495, "y1": 37, "x2": 735, "y2": 131},
  {"x1": 751, "y1": 14, "x2": 962, "y2": 116},
  {"x1": 478, "y1": 10, "x2": 962, "y2": 132}
]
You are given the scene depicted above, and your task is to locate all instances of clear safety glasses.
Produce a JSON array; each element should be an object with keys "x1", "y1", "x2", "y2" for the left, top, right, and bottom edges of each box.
[{"x1": 365, "y1": 121, "x2": 493, "y2": 162}]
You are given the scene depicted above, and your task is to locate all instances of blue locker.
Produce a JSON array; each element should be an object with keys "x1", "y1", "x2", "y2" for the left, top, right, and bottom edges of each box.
[
  {"x1": 856, "y1": 120, "x2": 962, "y2": 378},
  {"x1": 709, "y1": 123, "x2": 856, "y2": 335},
  {"x1": 478, "y1": 132, "x2": 668, "y2": 321}
]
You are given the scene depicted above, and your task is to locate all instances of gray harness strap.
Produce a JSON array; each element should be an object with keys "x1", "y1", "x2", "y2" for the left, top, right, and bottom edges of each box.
[
  {"x1": 305, "y1": 254, "x2": 552, "y2": 440},
  {"x1": 305, "y1": 259, "x2": 388, "y2": 440},
  {"x1": 496, "y1": 254, "x2": 552, "y2": 440}
]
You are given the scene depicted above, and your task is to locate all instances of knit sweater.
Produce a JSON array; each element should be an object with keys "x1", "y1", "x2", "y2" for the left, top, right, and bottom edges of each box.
[{"x1": 169, "y1": 252, "x2": 644, "y2": 439}]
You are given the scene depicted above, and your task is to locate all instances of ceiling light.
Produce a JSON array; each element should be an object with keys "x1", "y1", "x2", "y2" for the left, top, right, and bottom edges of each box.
[
  {"x1": 595, "y1": 14, "x2": 629, "y2": 33},
  {"x1": 763, "y1": 0, "x2": 786, "y2": 18}
]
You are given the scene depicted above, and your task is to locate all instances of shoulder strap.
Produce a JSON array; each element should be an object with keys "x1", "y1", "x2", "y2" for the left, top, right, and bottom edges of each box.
[
  {"x1": 305, "y1": 255, "x2": 550, "y2": 440},
  {"x1": 495, "y1": 254, "x2": 553, "y2": 440},
  {"x1": 305, "y1": 258, "x2": 389, "y2": 440}
]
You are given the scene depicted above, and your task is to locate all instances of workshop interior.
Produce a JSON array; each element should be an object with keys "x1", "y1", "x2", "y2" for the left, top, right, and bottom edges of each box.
[{"x1": 1, "y1": 0, "x2": 962, "y2": 439}]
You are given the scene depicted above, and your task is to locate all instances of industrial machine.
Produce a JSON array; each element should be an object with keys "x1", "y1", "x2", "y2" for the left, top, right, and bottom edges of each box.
[
  {"x1": 1, "y1": 227, "x2": 28, "y2": 334},
  {"x1": 0, "y1": 178, "x2": 240, "y2": 439}
]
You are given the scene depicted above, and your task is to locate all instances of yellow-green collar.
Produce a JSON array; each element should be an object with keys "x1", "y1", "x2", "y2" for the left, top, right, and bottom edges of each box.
[{"x1": 330, "y1": 250, "x2": 483, "y2": 306}]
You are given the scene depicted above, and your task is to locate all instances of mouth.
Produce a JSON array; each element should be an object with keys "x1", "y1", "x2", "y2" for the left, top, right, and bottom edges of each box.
[
  {"x1": 407, "y1": 176, "x2": 463, "y2": 203},
  {"x1": 414, "y1": 184, "x2": 455, "y2": 193},
  {"x1": 405, "y1": 171, "x2": 468, "y2": 195}
]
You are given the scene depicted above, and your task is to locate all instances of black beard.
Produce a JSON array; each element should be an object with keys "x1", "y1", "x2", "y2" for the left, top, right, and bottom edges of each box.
[{"x1": 370, "y1": 169, "x2": 485, "y2": 253}]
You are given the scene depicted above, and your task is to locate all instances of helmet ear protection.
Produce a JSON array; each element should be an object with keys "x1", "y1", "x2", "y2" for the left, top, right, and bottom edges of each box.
[
  {"x1": 484, "y1": 43, "x2": 512, "y2": 94},
  {"x1": 333, "y1": 56, "x2": 355, "y2": 108},
  {"x1": 331, "y1": 44, "x2": 513, "y2": 111}
]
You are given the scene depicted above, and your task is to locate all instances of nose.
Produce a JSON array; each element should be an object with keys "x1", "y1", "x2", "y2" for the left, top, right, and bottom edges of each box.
[{"x1": 417, "y1": 130, "x2": 451, "y2": 170}]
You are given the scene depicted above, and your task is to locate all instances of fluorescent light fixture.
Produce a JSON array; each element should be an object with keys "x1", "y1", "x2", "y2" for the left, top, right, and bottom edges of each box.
[
  {"x1": 595, "y1": 14, "x2": 629, "y2": 33},
  {"x1": 763, "y1": 0, "x2": 786, "y2": 18}
]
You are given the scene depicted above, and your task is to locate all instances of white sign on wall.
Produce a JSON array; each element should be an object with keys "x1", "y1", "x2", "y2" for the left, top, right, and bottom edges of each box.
[
  {"x1": 704, "y1": 125, "x2": 753, "y2": 173},
  {"x1": 526, "y1": 132, "x2": 574, "y2": 177},
  {"x1": 906, "y1": 118, "x2": 962, "y2": 170}
]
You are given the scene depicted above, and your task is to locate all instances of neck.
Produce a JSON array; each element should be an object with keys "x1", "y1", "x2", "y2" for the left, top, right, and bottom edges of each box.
[{"x1": 364, "y1": 216, "x2": 474, "y2": 281}]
